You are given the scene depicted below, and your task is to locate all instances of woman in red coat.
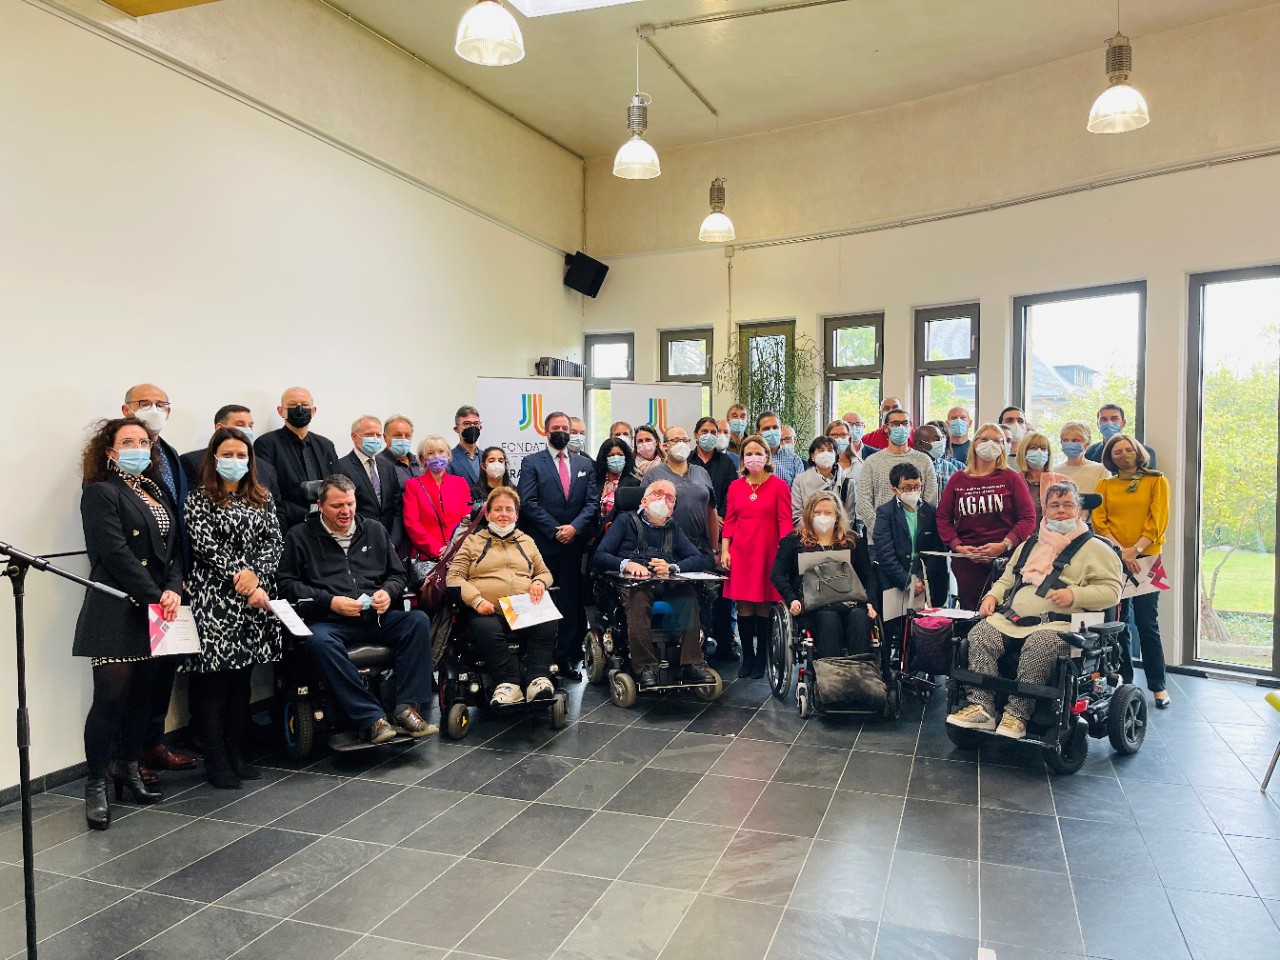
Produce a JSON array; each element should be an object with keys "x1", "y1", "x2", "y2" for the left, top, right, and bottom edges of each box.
[
  {"x1": 719, "y1": 435, "x2": 795, "y2": 678},
  {"x1": 403, "y1": 434, "x2": 472, "y2": 561}
]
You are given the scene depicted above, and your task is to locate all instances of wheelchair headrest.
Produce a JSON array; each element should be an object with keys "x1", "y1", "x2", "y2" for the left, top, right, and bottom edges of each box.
[
  {"x1": 301, "y1": 479, "x2": 325, "y2": 503},
  {"x1": 1080, "y1": 492, "x2": 1102, "y2": 511},
  {"x1": 615, "y1": 486, "x2": 643, "y2": 514}
]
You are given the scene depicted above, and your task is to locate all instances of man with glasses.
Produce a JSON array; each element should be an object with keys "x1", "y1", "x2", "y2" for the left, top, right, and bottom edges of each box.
[
  {"x1": 255, "y1": 386, "x2": 339, "y2": 529},
  {"x1": 756, "y1": 410, "x2": 804, "y2": 485},
  {"x1": 447, "y1": 406, "x2": 483, "y2": 485},
  {"x1": 862, "y1": 396, "x2": 913, "y2": 451},
  {"x1": 855, "y1": 408, "x2": 937, "y2": 542},
  {"x1": 1085, "y1": 403, "x2": 1157, "y2": 468},
  {"x1": 337, "y1": 415, "x2": 403, "y2": 535}
]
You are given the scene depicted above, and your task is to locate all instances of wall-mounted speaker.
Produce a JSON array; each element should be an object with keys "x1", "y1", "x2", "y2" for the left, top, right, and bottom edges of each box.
[{"x1": 563, "y1": 251, "x2": 609, "y2": 298}]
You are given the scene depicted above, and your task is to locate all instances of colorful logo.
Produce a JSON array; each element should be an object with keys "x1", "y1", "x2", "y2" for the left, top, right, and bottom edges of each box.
[
  {"x1": 518, "y1": 394, "x2": 548, "y2": 436},
  {"x1": 647, "y1": 398, "x2": 669, "y2": 434}
]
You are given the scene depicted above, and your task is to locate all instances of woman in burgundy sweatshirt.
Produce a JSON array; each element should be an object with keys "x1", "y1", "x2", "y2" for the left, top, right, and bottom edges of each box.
[{"x1": 936, "y1": 423, "x2": 1037, "y2": 608}]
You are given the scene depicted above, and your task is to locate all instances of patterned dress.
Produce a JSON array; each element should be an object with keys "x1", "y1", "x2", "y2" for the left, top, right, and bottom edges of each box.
[{"x1": 183, "y1": 490, "x2": 284, "y2": 672}]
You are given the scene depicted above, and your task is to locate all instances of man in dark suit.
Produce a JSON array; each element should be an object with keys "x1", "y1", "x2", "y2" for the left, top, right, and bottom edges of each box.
[
  {"x1": 120, "y1": 383, "x2": 197, "y2": 773},
  {"x1": 378, "y1": 414, "x2": 421, "y2": 556},
  {"x1": 517, "y1": 410, "x2": 599, "y2": 673},
  {"x1": 254, "y1": 386, "x2": 340, "y2": 529},
  {"x1": 180, "y1": 404, "x2": 283, "y2": 517},
  {"x1": 337, "y1": 415, "x2": 403, "y2": 535}
]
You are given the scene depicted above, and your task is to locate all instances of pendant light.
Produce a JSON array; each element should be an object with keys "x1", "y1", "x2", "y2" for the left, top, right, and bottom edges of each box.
[
  {"x1": 613, "y1": 38, "x2": 660, "y2": 179},
  {"x1": 1087, "y1": 2, "x2": 1148, "y2": 134},
  {"x1": 698, "y1": 119, "x2": 733, "y2": 242},
  {"x1": 455, "y1": 1, "x2": 525, "y2": 67}
]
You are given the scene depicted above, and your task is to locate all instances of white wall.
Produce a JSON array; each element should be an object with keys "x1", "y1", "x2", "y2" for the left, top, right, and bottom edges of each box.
[
  {"x1": 585, "y1": 152, "x2": 1280, "y2": 673},
  {"x1": 0, "y1": 1, "x2": 582, "y2": 783}
]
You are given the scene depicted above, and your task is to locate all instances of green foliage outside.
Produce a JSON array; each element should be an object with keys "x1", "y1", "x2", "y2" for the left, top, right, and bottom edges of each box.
[{"x1": 715, "y1": 331, "x2": 821, "y2": 445}]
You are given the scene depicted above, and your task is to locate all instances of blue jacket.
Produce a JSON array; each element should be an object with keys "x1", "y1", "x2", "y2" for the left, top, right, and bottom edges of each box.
[
  {"x1": 517, "y1": 448, "x2": 599, "y2": 556},
  {"x1": 593, "y1": 510, "x2": 706, "y2": 573},
  {"x1": 872, "y1": 497, "x2": 949, "y2": 605},
  {"x1": 447, "y1": 443, "x2": 481, "y2": 485}
]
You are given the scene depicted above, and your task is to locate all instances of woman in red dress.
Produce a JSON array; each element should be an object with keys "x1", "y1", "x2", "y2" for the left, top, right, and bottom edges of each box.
[
  {"x1": 403, "y1": 434, "x2": 472, "y2": 562},
  {"x1": 720, "y1": 435, "x2": 795, "y2": 678}
]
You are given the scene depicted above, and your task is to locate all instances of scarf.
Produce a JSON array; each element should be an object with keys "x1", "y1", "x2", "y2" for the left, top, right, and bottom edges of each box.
[{"x1": 1022, "y1": 518, "x2": 1088, "y2": 586}]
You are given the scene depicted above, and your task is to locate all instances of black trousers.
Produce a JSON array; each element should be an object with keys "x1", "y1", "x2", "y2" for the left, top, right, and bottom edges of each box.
[
  {"x1": 803, "y1": 602, "x2": 872, "y2": 660},
  {"x1": 144, "y1": 654, "x2": 180, "y2": 750},
  {"x1": 465, "y1": 611, "x2": 557, "y2": 687},
  {"x1": 547, "y1": 544, "x2": 586, "y2": 664},
  {"x1": 86, "y1": 659, "x2": 161, "y2": 779}
]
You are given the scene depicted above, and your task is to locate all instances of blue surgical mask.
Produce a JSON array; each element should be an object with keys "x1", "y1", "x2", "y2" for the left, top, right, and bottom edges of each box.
[
  {"x1": 849, "y1": 423, "x2": 865, "y2": 442},
  {"x1": 606, "y1": 455, "x2": 626, "y2": 474},
  {"x1": 762, "y1": 428, "x2": 782, "y2": 448},
  {"x1": 569, "y1": 434, "x2": 586, "y2": 453},
  {"x1": 729, "y1": 418, "x2": 747, "y2": 435},
  {"x1": 360, "y1": 436, "x2": 386, "y2": 457},
  {"x1": 833, "y1": 437, "x2": 850, "y2": 454},
  {"x1": 1046, "y1": 518, "x2": 1077, "y2": 535},
  {"x1": 888, "y1": 425, "x2": 910, "y2": 446},
  {"x1": 779, "y1": 443, "x2": 795, "y2": 458},
  {"x1": 113, "y1": 448, "x2": 152, "y2": 476},
  {"x1": 948, "y1": 418, "x2": 968, "y2": 438},
  {"x1": 390, "y1": 438, "x2": 413, "y2": 458},
  {"x1": 1025, "y1": 449, "x2": 1049, "y2": 469},
  {"x1": 697, "y1": 434, "x2": 718, "y2": 452},
  {"x1": 232, "y1": 426, "x2": 255, "y2": 445},
  {"x1": 216, "y1": 457, "x2": 250, "y2": 482},
  {"x1": 1060, "y1": 441, "x2": 1084, "y2": 459},
  {"x1": 1098, "y1": 421, "x2": 1123, "y2": 441},
  {"x1": 928, "y1": 439, "x2": 947, "y2": 460}
]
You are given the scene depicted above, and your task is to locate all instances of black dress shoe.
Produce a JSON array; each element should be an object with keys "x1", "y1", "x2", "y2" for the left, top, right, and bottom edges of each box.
[
  {"x1": 637, "y1": 666, "x2": 660, "y2": 689},
  {"x1": 85, "y1": 778, "x2": 110, "y2": 830},
  {"x1": 112, "y1": 762, "x2": 163, "y2": 804},
  {"x1": 682, "y1": 663, "x2": 715, "y2": 684}
]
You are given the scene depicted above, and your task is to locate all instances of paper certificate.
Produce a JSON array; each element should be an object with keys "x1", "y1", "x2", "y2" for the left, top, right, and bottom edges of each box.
[
  {"x1": 148, "y1": 605, "x2": 201, "y2": 656},
  {"x1": 881, "y1": 585, "x2": 927, "y2": 621},
  {"x1": 268, "y1": 599, "x2": 314, "y2": 637},
  {"x1": 1120, "y1": 555, "x2": 1171, "y2": 599},
  {"x1": 499, "y1": 593, "x2": 563, "y2": 630}
]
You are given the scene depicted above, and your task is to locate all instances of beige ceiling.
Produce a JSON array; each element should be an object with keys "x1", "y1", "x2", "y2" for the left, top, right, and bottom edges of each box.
[{"x1": 327, "y1": 0, "x2": 1274, "y2": 158}]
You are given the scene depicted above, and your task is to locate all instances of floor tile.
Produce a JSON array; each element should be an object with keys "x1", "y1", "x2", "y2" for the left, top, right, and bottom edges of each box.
[
  {"x1": 669, "y1": 774, "x2": 767, "y2": 829},
  {"x1": 738, "y1": 704, "x2": 808, "y2": 745},
  {"x1": 269, "y1": 778, "x2": 405, "y2": 835},
  {"x1": 1141, "y1": 825, "x2": 1255, "y2": 895},
  {"x1": 980, "y1": 862, "x2": 1083, "y2": 955},
  {"x1": 374, "y1": 857, "x2": 530, "y2": 949},
  {"x1": 1050, "y1": 774, "x2": 1135, "y2": 825},
  {"x1": 1225, "y1": 834, "x2": 1280, "y2": 898},
  {"x1": 685, "y1": 705, "x2": 759, "y2": 738},
  {"x1": 620, "y1": 820, "x2": 736, "y2": 892},
  {"x1": 658, "y1": 893, "x2": 782, "y2": 960},
  {"x1": 120, "y1": 905, "x2": 277, "y2": 960},
  {"x1": 543, "y1": 811, "x2": 663, "y2": 879},
  {"x1": 1121, "y1": 779, "x2": 1218, "y2": 834},
  {"x1": 772, "y1": 745, "x2": 850, "y2": 789},
  {"x1": 398, "y1": 793, "x2": 526, "y2": 856},
  {"x1": 476, "y1": 754, "x2": 581, "y2": 801},
  {"x1": 215, "y1": 835, "x2": 382, "y2": 916},
  {"x1": 604, "y1": 769, "x2": 702, "y2": 818},
  {"x1": 293, "y1": 847, "x2": 456, "y2": 933},
  {"x1": 25, "y1": 890, "x2": 197, "y2": 960},
  {"x1": 82, "y1": 817, "x2": 253, "y2": 890},
  {"x1": 701, "y1": 828, "x2": 811, "y2": 905},
  {"x1": 633, "y1": 698, "x2": 710, "y2": 730},
  {"x1": 816, "y1": 791, "x2": 904, "y2": 850},
  {"x1": 535, "y1": 760, "x2": 638, "y2": 810},
  {"x1": 978, "y1": 764, "x2": 1055, "y2": 816},
  {"x1": 332, "y1": 786, "x2": 462, "y2": 845},
  {"x1": 1166, "y1": 888, "x2": 1280, "y2": 960},
  {"x1": 895, "y1": 798, "x2": 978, "y2": 860},
  {"x1": 467, "y1": 802, "x2": 592, "y2": 868},
  {"x1": 882, "y1": 851, "x2": 979, "y2": 939},
  {"x1": 764, "y1": 907, "x2": 876, "y2": 960},
  {"x1": 1194, "y1": 785, "x2": 1280, "y2": 840},
  {"x1": 872, "y1": 922, "x2": 979, "y2": 960},
  {"x1": 536, "y1": 722, "x2": 626, "y2": 759},
  {"x1": 338, "y1": 937, "x2": 447, "y2": 960},
  {"x1": 709, "y1": 739, "x2": 790, "y2": 781},
  {"x1": 363, "y1": 740, "x2": 474, "y2": 786},
  {"x1": 852, "y1": 719, "x2": 921, "y2": 756},
  {"x1": 415, "y1": 748, "x2": 524, "y2": 793},
  {"x1": 458, "y1": 869, "x2": 608, "y2": 960},
  {"x1": 1074, "y1": 878, "x2": 1190, "y2": 960},
  {"x1": 551, "y1": 880, "x2": 694, "y2": 960},
  {"x1": 590, "y1": 727, "x2": 679, "y2": 765},
  {"x1": 227, "y1": 918, "x2": 360, "y2": 960},
  {"x1": 648, "y1": 733, "x2": 732, "y2": 774},
  {"x1": 148, "y1": 827, "x2": 317, "y2": 903},
  {"x1": 482, "y1": 718, "x2": 566, "y2": 753},
  {"x1": 794, "y1": 716, "x2": 863, "y2": 750},
  {"x1": 742, "y1": 781, "x2": 833, "y2": 838},
  {"x1": 211, "y1": 773, "x2": 345, "y2": 826},
  {"x1": 908, "y1": 758, "x2": 978, "y2": 806},
  {"x1": 1111, "y1": 736, "x2": 1191, "y2": 785},
  {"x1": 34, "y1": 810, "x2": 192, "y2": 877},
  {"x1": 0, "y1": 863, "x2": 63, "y2": 911},
  {"x1": 1059, "y1": 816, "x2": 1159, "y2": 885},
  {"x1": 791, "y1": 839, "x2": 893, "y2": 922},
  {"x1": 980, "y1": 808, "x2": 1066, "y2": 873},
  {"x1": 0, "y1": 877, "x2": 131, "y2": 959},
  {"x1": 839, "y1": 750, "x2": 914, "y2": 797}
]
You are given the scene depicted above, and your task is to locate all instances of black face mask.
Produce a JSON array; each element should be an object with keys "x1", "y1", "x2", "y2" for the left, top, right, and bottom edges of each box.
[
  {"x1": 460, "y1": 426, "x2": 481, "y2": 445},
  {"x1": 286, "y1": 407, "x2": 313, "y2": 428},
  {"x1": 548, "y1": 431, "x2": 570, "y2": 451}
]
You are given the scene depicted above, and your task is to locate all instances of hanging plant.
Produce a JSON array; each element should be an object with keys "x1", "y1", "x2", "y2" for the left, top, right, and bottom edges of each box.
[{"x1": 714, "y1": 329, "x2": 822, "y2": 444}]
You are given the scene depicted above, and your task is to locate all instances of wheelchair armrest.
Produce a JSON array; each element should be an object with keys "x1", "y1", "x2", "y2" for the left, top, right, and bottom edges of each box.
[
  {"x1": 1087, "y1": 621, "x2": 1127, "y2": 637},
  {"x1": 1059, "y1": 631, "x2": 1102, "y2": 652}
]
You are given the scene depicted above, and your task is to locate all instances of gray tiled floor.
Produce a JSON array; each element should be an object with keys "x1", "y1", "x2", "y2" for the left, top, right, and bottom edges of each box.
[{"x1": 3, "y1": 670, "x2": 1280, "y2": 960}]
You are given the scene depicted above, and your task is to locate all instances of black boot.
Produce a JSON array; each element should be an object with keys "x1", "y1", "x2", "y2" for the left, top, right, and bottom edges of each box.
[
  {"x1": 224, "y1": 668, "x2": 260, "y2": 780},
  {"x1": 85, "y1": 778, "x2": 110, "y2": 830},
  {"x1": 737, "y1": 616, "x2": 757, "y2": 679},
  {"x1": 751, "y1": 616, "x2": 771, "y2": 678},
  {"x1": 203, "y1": 742, "x2": 243, "y2": 791},
  {"x1": 112, "y1": 762, "x2": 163, "y2": 804},
  {"x1": 226, "y1": 741, "x2": 261, "y2": 781}
]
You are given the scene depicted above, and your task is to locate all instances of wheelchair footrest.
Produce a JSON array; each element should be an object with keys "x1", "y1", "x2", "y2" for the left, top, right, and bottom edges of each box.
[{"x1": 950, "y1": 667, "x2": 1061, "y2": 703}]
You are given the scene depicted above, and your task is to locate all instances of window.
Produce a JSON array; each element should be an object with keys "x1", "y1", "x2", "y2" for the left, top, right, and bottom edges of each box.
[
  {"x1": 737, "y1": 320, "x2": 795, "y2": 425},
  {"x1": 1012, "y1": 282, "x2": 1145, "y2": 443},
  {"x1": 915, "y1": 304, "x2": 979, "y2": 426},
  {"x1": 1185, "y1": 267, "x2": 1279, "y2": 675},
  {"x1": 660, "y1": 328, "x2": 713, "y2": 417},
  {"x1": 584, "y1": 332, "x2": 633, "y2": 452},
  {"x1": 824, "y1": 313, "x2": 883, "y2": 424}
]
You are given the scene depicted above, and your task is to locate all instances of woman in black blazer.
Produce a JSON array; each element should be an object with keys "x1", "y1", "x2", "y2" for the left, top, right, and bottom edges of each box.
[{"x1": 74, "y1": 417, "x2": 183, "y2": 829}]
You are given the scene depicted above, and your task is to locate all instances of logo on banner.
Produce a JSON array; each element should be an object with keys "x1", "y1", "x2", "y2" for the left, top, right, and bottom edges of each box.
[
  {"x1": 647, "y1": 399, "x2": 669, "y2": 433},
  {"x1": 518, "y1": 394, "x2": 548, "y2": 436}
]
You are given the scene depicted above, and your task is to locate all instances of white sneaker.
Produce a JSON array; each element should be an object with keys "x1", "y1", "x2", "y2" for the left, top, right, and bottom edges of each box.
[
  {"x1": 946, "y1": 704, "x2": 996, "y2": 731},
  {"x1": 526, "y1": 677, "x2": 554, "y2": 702},
  {"x1": 490, "y1": 683, "x2": 525, "y2": 707},
  {"x1": 995, "y1": 715, "x2": 1027, "y2": 740}
]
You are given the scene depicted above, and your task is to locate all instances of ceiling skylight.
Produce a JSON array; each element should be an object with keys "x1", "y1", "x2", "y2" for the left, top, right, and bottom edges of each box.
[{"x1": 508, "y1": 0, "x2": 644, "y2": 17}]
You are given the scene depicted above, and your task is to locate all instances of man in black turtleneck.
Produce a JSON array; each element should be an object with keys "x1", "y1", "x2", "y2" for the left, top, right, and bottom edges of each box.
[{"x1": 254, "y1": 385, "x2": 339, "y2": 529}]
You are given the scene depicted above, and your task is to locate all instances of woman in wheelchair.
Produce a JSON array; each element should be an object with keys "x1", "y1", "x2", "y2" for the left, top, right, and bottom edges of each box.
[
  {"x1": 770, "y1": 491, "x2": 878, "y2": 659},
  {"x1": 446, "y1": 487, "x2": 557, "y2": 707},
  {"x1": 946, "y1": 481, "x2": 1123, "y2": 740}
]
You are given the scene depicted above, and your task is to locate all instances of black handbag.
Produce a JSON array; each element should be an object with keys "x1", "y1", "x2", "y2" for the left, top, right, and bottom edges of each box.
[{"x1": 801, "y1": 557, "x2": 867, "y2": 610}]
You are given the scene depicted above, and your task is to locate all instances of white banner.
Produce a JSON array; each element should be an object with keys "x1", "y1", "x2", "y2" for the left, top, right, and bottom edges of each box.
[
  {"x1": 475, "y1": 376, "x2": 584, "y2": 484},
  {"x1": 610, "y1": 382, "x2": 705, "y2": 437}
]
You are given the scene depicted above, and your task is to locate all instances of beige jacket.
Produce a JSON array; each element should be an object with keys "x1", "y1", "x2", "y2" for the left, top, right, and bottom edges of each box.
[
  {"x1": 983, "y1": 535, "x2": 1123, "y2": 639},
  {"x1": 446, "y1": 530, "x2": 553, "y2": 612}
]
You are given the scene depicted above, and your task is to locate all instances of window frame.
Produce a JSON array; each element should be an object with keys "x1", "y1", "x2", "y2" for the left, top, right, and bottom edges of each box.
[
  {"x1": 823, "y1": 312, "x2": 884, "y2": 423},
  {"x1": 584, "y1": 332, "x2": 634, "y2": 448},
  {"x1": 1011, "y1": 280, "x2": 1147, "y2": 440},
  {"x1": 914, "y1": 302, "x2": 981, "y2": 424}
]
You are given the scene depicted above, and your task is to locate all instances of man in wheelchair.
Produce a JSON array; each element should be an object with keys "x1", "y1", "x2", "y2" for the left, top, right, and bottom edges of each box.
[
  {"x1": 946, "y1": 480, "x2": 1123, "y2": 740},
  {"x1": 592, "y1": 479, "x2": 715, "y2": 689},
  {"x1": 278, "y1": 475, "x2": 437, "y2": 744}
]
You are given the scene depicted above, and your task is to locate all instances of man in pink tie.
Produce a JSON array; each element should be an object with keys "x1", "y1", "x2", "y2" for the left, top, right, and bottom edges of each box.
[{"x1": 517, "y1": 411, "x2": 600, "y2": 676}]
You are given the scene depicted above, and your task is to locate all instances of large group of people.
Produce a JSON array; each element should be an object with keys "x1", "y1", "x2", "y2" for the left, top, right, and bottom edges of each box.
[{"x1": 72, "y1": 381, "x2": 1169, "y2": 830}]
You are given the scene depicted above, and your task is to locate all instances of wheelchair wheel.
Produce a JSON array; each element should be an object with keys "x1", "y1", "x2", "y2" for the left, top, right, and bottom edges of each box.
[
  {"x1": 796, "y1": 682, "x2": 811, "y2": 719},
  {"x1": 445, "y1": 702, "x2": 470, "y2": 740},
  {"x1": 584, "y1": 628, "x2": 608, "y2": 686},
  {"x1": 611, "y1": 671, "x2": 637, "y2": 708},
  {"x1": 282, "y1": 697, "x2": 315, "y2": 760},
  {"x1": 882, "y1": 683, "x2": 901, "y2": 721},
  {"x1": 550, "y1": 692, "x2": 568, "y2": 729},
  {"x1": 1107, "y1": 684, "x2": 1147, "y2": 755},
  {"x1": 692, "y1": 667, "x2": 723, "y2": 702},
  {"x1": 768, "y1": 605, "x2": 793, "y2": 701},
  {"x1": 1045, "y1": 719, "x2": 1089, "y2": 775}
]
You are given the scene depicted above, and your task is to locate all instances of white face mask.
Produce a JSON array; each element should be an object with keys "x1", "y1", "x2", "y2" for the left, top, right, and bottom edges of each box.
[
  {"x1": 667, "y1": 441, "x2": 690, "y2": 462},
  {"x1": 488, "y1": 520, "x2": 516, "y2": 537},
  {"x1": 1007, "y1": 424, "x2": 1027, "y2": 443},
  {"x1": 615, "y1": 434, "x2": 631, "y2": 448},
  {"x1": 812, "y1": 514, "x2": 836, "y2": 533},
  {"x1": 715, "y1": 434, "x2": 730, "y2": 452},
  {"x1": 814, "y1": 451, "x2": 837, "y2": 470},
  {"x1": 975, "y1": 440, "x2": 1003, "y2": 462},
  {"x1": 899, "y1": 491, "x2": 922, "y2": 509},
  {"x1": 645, "y1": 498, "x2": 670, "y2": 521},
  {"x1": 485, "y1": 461, "x2": 507, "y2": 480},
  {"x1": 134, "y1": 406, "x2": 168, "y2": 434}
]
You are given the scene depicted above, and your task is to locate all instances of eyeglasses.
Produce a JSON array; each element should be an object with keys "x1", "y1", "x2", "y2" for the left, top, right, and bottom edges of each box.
[
  {"x1": 283, "y1": 402, "x2": 311, "y2": 410},
  {"x1": 128, "y1": 400, "x2": 171, "y2": 412},
  {"x1": 647, "y1": 494, "x2": 676, "y2": 504},
  {"x1": 116, "y1": 438, "x2": 152, "y2": 449},
  {"x1": 886, "y1": 420, "x2": 910, "y2": 428},
  {"x1": 459, "y1": 420, "x2": 482, "y2": 428}
]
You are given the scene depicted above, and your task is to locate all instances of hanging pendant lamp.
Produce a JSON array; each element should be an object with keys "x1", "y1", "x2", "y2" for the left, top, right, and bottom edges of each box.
[
  {"x1": 1087, "y1": 3, "x2": 1148, "y2": 134},
  {"x1": 455, "y1": 1, "x2": 525, "y2": 67},
  {"x1": 613, "y1": 38, "x2": 660, "y2": 179},
  {"x1": 699, "y1": 178, "x2": 735, "y2": 243}
]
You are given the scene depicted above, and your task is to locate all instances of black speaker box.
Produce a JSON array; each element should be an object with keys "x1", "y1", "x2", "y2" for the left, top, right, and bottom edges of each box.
[{"x1": 564, "y1": 251, "x2": 609, "y2": 298}]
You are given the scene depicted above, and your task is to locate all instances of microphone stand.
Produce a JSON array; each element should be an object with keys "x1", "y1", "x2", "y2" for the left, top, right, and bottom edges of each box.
[{"x1": 0, "y1": 540, "x2": 127, "y2": 960}]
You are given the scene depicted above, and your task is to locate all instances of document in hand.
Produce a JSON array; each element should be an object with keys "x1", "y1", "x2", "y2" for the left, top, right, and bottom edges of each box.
[
  {"x1": 499, "y1": 593, "x2": 563, "y2": 630},
  {"x1": 268, "y1": 599, "x2": 314, "y2": 637},
  {"x1": 148, "y1": 605, "x2": 201, "y2": 656}
]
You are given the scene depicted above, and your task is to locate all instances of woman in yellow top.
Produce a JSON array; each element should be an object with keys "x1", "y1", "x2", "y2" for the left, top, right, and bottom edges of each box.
[{"x1": 1092, "y1": 434, "x2": 1171, "y2": 708}]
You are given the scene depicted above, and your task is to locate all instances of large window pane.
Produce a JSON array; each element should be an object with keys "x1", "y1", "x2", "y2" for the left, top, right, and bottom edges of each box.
[
  {"x1": 587, "y1": 388, "x2": 612, "y2": 454},
  {"x1": 1020, "y1": 291, "x2": 1141, "y2": 441},
  {"x1": 667, "y1": 338, "x2": 707, "y2": 377},
  {"x1": 916, "y1": 304, "x2": 980, "y2": 426},
  {"x1": 748, "y1": 332, "x2": 789, "y2": 414},
  {"x1": 829, "y1": 378, "x2": 880, "y2": 423},
  {"x1": 833, "y1": 325, "x2": 877, "y2": 367},
  {"x1": 922, "y1": 315, "x2": 972, "y2": 362},
  {"x1": 1193, "y1": 275, "x2": 1279, "y2": 670},
  {"x1": 920, "y1": 373, "x2": 976, "y2": 425},
  {"x1": 590, "y1": 341, "x2": 630, "y2": 379},
  {"x1": 824, "y1": 314, "x2": 883, "y2": 423}
]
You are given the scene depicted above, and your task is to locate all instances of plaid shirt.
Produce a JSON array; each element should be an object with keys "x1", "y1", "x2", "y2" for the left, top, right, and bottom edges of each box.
[{"x1": 932, "y1": 456, "x2": 965, "y2": 500}]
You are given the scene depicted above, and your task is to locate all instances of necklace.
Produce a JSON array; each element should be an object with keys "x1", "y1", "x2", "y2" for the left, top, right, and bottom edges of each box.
[{"x1": 746, "y1": 476, "x2": 766, "y2": 501}]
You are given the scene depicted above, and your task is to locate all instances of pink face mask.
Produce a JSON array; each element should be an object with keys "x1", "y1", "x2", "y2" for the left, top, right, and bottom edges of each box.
[
  {"x1": 743, "y1": 454, "x2": 767, "y2": 474},
  {"x1": 636, "y1": 440, "x2": 657, "y2": 460}
]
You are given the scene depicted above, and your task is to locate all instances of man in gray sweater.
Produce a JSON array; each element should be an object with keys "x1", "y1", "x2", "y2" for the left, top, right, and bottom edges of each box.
[{"x1": 855, "y1": 408, "x2": 937, "y2": 542}]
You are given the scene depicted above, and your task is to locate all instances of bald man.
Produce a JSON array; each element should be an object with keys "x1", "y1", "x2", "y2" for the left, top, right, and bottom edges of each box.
[{"x1": 254, "y1": 386, "x2": 340, "y2": 528}]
